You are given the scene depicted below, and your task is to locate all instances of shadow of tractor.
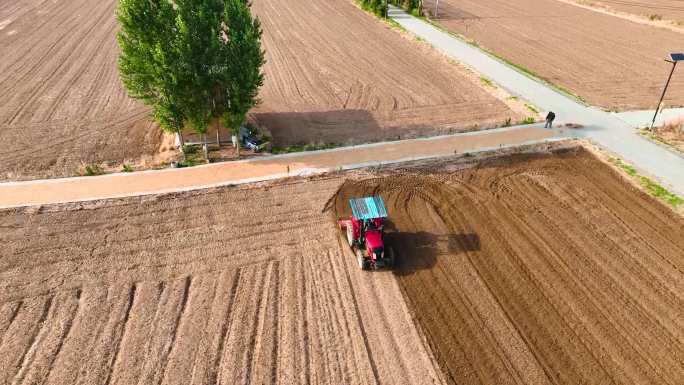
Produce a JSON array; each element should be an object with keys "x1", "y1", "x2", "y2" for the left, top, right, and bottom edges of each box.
[{"x1": 385, "y1": 231, "x2": 480, "y2": 277}]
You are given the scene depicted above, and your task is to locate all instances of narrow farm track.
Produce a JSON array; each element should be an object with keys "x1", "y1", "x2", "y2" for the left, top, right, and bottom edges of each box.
[
  {"x1": 0, "y1": 0, "x2": 164, "y2": 181},
  {"x1": 331, "y1": 147, "x2": 684, "y2": 384},
  {"x1": 251, "y1": 0, "x2": 520, "y2": 146},
  {"x1": 0, "y1": 178, "x2": 444, "y2": 385},
  {"x1": 422, "y1": 0, "x2": 684, "y2": 110}
]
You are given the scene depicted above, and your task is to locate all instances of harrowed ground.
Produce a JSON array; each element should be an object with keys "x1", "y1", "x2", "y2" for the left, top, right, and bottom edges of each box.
[{"x1": 1, "y1": 143, "x2": 682, "y2": 384}]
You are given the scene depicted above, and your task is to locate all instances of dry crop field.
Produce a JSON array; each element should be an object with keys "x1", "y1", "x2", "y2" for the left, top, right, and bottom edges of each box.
[
  {"x1": 422, "y1": 0, "x2": 684, "y2": 110},
  {"x1": 0, "y1": 0, "x2": 164, "y2": 181},
  {"x1": 566, "y1": 0, "x2": 684, "y2": 23},
  {"x1": 0, "y1": 178, "x2": 443, "y2": 385},
  {"x1": 1, "y1": 143, "x2": 683, "y2": 384},
  {"x1": 250, "y1": 0, "x2": 522, "y2": 147}
]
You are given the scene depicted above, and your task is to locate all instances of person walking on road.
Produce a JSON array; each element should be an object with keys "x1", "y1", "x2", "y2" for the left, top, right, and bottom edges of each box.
[{"x1": 545, "y1": 111, "x2": 556, "y2": 128}]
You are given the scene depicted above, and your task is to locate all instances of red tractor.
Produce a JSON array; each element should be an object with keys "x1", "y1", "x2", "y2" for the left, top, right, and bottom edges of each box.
[{"x1": 338, "y1": 196, "x2": 394, "y2": 270}]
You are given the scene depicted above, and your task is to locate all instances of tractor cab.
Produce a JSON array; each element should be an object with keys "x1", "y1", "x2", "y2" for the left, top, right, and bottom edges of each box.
[{"x1": 338, "y1": 196, "x2": 394, "y2": 270}]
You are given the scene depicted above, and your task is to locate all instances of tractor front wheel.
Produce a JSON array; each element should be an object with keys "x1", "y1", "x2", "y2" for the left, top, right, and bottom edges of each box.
[
  {"x1": 347, "y1": 225, "x2": 354, "y2": 247},
  {"x1": 356, "y1": 249, "x2": 369, "y2": 270}
]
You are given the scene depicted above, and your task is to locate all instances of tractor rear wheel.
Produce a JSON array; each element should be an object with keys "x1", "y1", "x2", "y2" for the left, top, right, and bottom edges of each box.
[{"x1": 356, "y1": 249, "x2": 369, "y2": 270}]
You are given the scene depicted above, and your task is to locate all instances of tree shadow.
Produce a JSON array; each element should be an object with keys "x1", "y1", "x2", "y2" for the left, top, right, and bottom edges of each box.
[
  {"x1": 252, "y1": 109, "x2": 382, "y2": 147},
  {"x1": 386, "y1": 231, "x2": 480, "y2": 277}
]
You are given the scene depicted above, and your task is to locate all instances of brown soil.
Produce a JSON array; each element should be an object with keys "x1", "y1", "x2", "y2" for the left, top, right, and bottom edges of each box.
[
  {"x1": 422, "y1": 0, "x2": 684, "y2": 111},
  {"x1": 0, "y1": 176, "x2": 444, "y2": 384},
  {"x1": 564, "y1": 0, "x2": 684, "y2": 24},
  {"x1": 0, "y1": 0, "x2": 165, "y2": 181},
  {"x1": 330, "y1": 147, "x2": 684, "y2": 384},
  {"x1": 1, "y1": 145, "x2": 682, "y2": 384},
  {"x1": 251, "y1": 0, "x2": 522, "y2": 147}
]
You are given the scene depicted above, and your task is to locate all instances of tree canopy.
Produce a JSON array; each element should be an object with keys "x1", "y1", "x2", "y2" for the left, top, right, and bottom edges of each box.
[{"x1": 116, "y1": 0, "x2": 265, "y2": 148}]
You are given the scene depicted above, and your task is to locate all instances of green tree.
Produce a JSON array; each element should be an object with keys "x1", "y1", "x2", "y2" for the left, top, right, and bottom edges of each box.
[
  {"x1": 116, "y1": 0, "x2": 265, "y2": 158},
  {"x1": 117, "y1": 0, "x2": 187, "y2": 144},
  {"x1": 221, "y1": 0, "x2": 265, "y2": 156}
]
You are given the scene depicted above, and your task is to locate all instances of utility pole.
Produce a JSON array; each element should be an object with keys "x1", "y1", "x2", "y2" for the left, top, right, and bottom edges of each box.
[
  {"x1": 650, "y1": 53, "x2": 684, "y2": 130},
  {"x1": 435, "y1": 0, "x2": 439, "y2": 18}
]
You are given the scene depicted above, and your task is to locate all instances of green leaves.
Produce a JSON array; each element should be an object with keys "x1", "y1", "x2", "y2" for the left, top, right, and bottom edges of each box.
[
  {"x1": 116, "y1": 0, "x2": 264, "y2": 137},
  {"x1": 221, "y1": 0, "x2": 265, "y2": 134}
]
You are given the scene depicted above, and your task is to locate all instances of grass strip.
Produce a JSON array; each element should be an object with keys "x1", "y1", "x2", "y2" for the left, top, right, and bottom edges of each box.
[
  {"x1": 271, "y1": 143, "x2": 341, "y2": 154},
  {"x1": 638, "y1": 130, "x2": 684, "y2": 155},
  {"x1": 609, "y1": 157, "x2": 683, "y2": 207}
]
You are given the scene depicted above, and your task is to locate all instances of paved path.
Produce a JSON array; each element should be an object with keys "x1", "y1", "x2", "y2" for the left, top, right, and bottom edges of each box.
[
  {"x1": 613, "y1": 108, "x2": 684, "y2": 128},
  {"x1": 388, "y1": 6, "x2": 684, "y2": 195},
  {"x1": 0, "y1": 126, "x2": 558, "y2": 208}
]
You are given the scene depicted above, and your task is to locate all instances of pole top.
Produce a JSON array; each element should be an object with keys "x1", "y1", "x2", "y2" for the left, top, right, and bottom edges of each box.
[{"x1": 669, "y1": 53, "x2": 684, "y2": 62}]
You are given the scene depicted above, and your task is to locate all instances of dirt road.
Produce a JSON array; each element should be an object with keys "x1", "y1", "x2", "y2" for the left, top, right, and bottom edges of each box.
[
  {"x1": 422, "y1": 0, "x2": 684, "y2": 110},
  {"x1": 0, "y1": 125, "x2": 557, "y2": 208},
  {"x1": 331, "y1": 147, "x2": 684, "y2": 384}
]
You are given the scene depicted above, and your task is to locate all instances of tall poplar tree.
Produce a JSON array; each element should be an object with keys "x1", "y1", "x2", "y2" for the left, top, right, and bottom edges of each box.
[{"x1": 116, "y1": 0, "x2": 264, "y2": 157}]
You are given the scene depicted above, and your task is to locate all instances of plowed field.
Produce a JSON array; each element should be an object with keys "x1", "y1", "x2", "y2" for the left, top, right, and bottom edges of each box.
[
  {"x1": 331, "y1": 146, "x2": 684, "y2": 384},
  {"x1": 2, "y1": 144, "x2": 683, "y2": 384},
  {"x1": 0, "y1": 0, "x2": 164, "y2": 181},
  {"x1": 0, "y1": 179, "x2": 443, "y2": 385},
  {"x1": 422, "y1": 0, "x2": 684, "y2": 110},
  {"x1": 251, "y1": 0, "x2": 521, "y2": 146},
  {"x1": 566, "y1": 0, "x2": 684, "y2": 23}
]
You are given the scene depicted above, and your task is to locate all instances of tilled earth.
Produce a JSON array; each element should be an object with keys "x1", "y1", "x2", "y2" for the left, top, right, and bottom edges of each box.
[
  {"x1": 0, "y1": 0, "x2": 164, "y2": 181},
  {"x1": 1, "y1": 145, "x2": 683, "y2": 384},
  {"x1": 0, "y1": 178, "x2": 443, "y2": 385},
  {"x1": 251, "y1": 0, "x2": 521, "y2": 146},
  {"x1": 422, "y1": 0, "x2": 684, "y2": 110},
  {"x1": 331, "y1": 146, "x2": 684, "y2": 384},
  {"x1": 566, "y1": 0, "x2": 684, "y2": 23}
]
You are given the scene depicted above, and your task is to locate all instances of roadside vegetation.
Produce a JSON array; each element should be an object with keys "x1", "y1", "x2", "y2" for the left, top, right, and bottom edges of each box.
[
  {"x1": 389, "y1": 0, "x2": 423, "y2": 16},
  {"x1": 77, "y1": 164, "x2": 105, "y2": 177},
  {"x1": 358, "y1": 0, "x2": 387, "y2": 16},
  {"x1": 638, "y1": 119, "x2": 684, "y2": 155},
  {"x1": 178, "y1": 145, "x2": 208, "y2": 168},
  {"x1": 271, "y1": 143, "x2": 341, "y2": 154},
  {"x1": 609, "y1": 157, "x2": 683, "y2": 207},
  {"x1": 358, "y1": 0, "x2": 424, "y2": 18}
]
